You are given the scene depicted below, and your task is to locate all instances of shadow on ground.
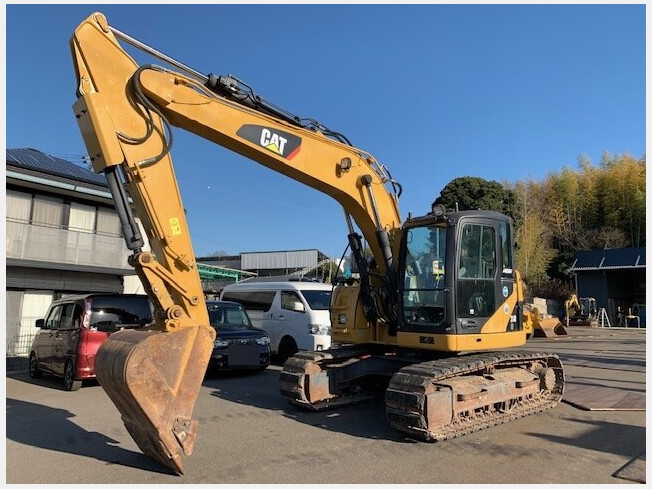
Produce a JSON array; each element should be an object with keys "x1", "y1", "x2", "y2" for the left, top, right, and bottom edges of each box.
[
  {"x1": 527, "y1": 417, "x2": 646, "y2": 459},
  {"x1": 6, "y1": 397, "x2": 174, "y2": 475},
  {"x1": 6, "y1": 371, "x2": 101, "y2": 390},
  {"x1": 205, "y1": 367, "x2": 421, "y2": 443}
]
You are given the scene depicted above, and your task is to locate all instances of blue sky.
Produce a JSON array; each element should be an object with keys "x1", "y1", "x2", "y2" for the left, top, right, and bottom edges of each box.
[{"x1": 5, "y1": 4, "x2": 646, "y2": 259}]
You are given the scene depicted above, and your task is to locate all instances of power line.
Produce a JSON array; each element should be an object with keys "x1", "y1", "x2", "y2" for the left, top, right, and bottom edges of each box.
[{"x1": 43, "y1": 151, "x2": 91, "y2": 167}]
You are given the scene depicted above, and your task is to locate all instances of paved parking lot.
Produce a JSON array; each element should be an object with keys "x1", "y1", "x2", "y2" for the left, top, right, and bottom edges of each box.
[{"x1": 5, "y1": 327, "x2": 646, "y2": 484}]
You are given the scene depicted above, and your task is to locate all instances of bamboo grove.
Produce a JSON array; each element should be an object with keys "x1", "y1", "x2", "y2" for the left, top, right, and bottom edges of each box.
[{"x1": 435, "y1": 152, "x2": 645, "y2": 299}]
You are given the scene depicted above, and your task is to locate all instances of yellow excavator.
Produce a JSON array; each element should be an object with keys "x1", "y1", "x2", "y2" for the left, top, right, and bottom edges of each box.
[
  {"x1": 70, "y1": 12, "x2": 564, "y2": 474},
  {"x1": 565, "y1": 294, "x2": 598, "y2": 327}
]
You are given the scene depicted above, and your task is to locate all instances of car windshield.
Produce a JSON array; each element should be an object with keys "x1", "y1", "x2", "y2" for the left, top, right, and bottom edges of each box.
[
  {"x1": 301, "y1": 290, "x2": 332, "y2": 310},
  {"x1": 90, "y1": 296, "x2": 153, "y2": 332},
  {"x1": 208, "y1": 304, "x2": 252, "y2": 328}
]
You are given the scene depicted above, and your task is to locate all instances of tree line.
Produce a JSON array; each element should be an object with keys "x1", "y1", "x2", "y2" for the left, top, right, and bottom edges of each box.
[
  {"x1": 434, "y1": 152, "x2": 646, "y2": 299},
  {"x1": 208, "y1": 152, "x2": 644, "y2": 299}
]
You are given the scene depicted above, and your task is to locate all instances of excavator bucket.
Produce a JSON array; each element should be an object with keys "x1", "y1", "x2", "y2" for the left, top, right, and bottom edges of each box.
[
  {"x1": 95, "y1": 325, "x2": 215, "y2": 474},
  {"x1": 533, "y1": 318, "x2": 568, "y2": 338}
]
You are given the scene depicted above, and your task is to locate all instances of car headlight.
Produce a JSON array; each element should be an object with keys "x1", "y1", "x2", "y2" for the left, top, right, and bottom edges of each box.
[
  {"x1": 255, "y1": 336, "x2": 270, "y2": 346},
  {"x1": 214, "y1": 339, "x2": 229, "y2": 348},
  {"x1": 308, "y1": 324, "x2": 331, "y2": 335}
]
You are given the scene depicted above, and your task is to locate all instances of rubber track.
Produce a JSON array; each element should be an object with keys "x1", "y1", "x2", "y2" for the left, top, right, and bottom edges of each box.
[{"x1": 384, "y1": 350, "x2": 564, "y2": 441}]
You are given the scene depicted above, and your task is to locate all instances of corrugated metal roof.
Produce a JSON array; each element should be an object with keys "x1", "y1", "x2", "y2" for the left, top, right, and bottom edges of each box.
[
  {"x1": 569, "y1": 247, "x2": 646, "y2": 272},
  {"x1": 6, "y1": 148, "x2": 107, "y2": 187},
  {"x1": 242, "y1": 249, "x2": 318, "y2": 269}
]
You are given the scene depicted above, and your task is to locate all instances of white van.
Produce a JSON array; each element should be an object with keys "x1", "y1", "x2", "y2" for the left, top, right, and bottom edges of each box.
[{"x1": 220, "y1": 281, "x2": 333, "y2": 362}]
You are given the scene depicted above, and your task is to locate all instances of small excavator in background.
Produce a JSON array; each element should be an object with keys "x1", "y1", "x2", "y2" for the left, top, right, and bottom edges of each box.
[
  {"x1": 565, "y1": 294, "x2": 598, "y2": 327},
  {"x1": 69, "y1": 12, "x2": 564, "y2": 474}
]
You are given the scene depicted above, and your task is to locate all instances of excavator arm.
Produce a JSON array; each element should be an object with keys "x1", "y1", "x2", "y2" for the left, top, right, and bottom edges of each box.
[{"x1": 70, "y1": 12, "x2": 402, "y2": 473}]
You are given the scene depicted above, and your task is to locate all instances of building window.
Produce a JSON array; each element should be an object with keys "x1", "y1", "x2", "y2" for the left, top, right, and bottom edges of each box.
[
  {"x1": 31, "y1": 195, "x2": 64, "y2": 228},
  {"x1": 96, "y1": 207, "x2": 121, "y2": 236},
  {"x1": 68, "y1": 202, "x2": 97, "y2": 233},
  {"x1": 6, "y1": 190, "x2": 32, "y2": 222},
  {"x1": 6, "y1": 189, "x2": 123, "y2": 238}
]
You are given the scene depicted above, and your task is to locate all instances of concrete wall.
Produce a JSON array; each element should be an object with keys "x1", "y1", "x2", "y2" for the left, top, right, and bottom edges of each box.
[{"x1": 530, "y1": 297, "x2": 563, "y2": 318}]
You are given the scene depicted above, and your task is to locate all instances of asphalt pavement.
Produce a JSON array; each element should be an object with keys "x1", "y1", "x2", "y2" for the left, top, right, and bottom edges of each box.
[{"x1": 5, "y1": 326, "x2": 646, "y2": 484}]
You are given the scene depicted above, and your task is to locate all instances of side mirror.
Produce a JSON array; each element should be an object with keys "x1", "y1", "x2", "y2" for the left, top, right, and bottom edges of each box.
[
  {"x1": 291, "y1": 302, "x2": 305, "y2": 312},
  {"x1": 35, "y1": 319, "x2": 45, "y2": 329}
]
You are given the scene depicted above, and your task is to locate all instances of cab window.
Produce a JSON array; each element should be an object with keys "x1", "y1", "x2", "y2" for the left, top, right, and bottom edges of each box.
[
  {"x1": 402, "y1": 225, "x2": 447, "y2": 326},
  {"x1": 499, "y1": 220, "x2": 513, "y2": 277},
  {"x1": 459, "y1": 224, "x2": 495, "y2": 279},
  {"x1": 457, "y1": 224, "x2": 496, "y2": 318}
]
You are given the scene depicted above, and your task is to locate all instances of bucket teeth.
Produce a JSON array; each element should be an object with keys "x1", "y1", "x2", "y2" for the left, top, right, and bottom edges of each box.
[{"x1": 173, "y1": 417, "x2": 198, "y2": 456}]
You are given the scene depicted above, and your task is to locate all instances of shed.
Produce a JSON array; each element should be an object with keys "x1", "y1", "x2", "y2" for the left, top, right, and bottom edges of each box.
[{"x1": 568, "y1": 247, "x2": 646, "y2": 326}]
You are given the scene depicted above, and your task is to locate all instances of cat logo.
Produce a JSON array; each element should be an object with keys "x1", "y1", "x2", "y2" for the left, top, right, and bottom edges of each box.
[
  {"x1": 236, "y1": 124, "x2": 302, "y2": 160},
  {"x1": 260, "y1": 128, "x2": 287, "y2": 155}
]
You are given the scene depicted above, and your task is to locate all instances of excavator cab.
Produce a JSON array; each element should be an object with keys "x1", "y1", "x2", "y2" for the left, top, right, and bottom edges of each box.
[
  {"x1": 579, "y1": 297, "x2": 597, "y2": 320},
  {"x1": 397, "y1": 208, "x2": 524, "y2": 342}
]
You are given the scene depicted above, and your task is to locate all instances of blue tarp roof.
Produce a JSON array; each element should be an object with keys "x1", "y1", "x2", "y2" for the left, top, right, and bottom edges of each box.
[
  {"x1": 569, "y1": 247, "x2": 646, "y2": 271},
  {"x1": 6, "y1": 148, "x2": 107, "y2": 187}
]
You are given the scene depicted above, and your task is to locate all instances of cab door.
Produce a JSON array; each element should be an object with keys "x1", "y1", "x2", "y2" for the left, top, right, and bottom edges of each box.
[
  {"x1": 455, "y1": 219, "x2": 502, "y2": 333},
  {"x1": 497, "y1": 219, "x2": 520, "y2": 332}
]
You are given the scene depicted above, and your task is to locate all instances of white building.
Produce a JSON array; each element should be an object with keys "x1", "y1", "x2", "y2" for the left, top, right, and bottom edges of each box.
[{"x1": 5, "y1": 148, "x2": 148, "y2": 361}]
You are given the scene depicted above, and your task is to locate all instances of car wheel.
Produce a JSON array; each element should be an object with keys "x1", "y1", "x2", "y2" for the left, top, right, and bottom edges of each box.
[
  {"x1": 277, "y1": 337, "x2": 298, "y2": 365},
  {"x1": 63, "y1": 360, "x2": 82, "y2": 391},
  {"x1": 29, "y1": 352, "x2": 42, "y2": 379}
]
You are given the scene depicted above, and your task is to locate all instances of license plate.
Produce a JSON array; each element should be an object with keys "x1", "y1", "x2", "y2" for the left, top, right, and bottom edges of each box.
[{"x1": 228, "y1": 345, "x2": 259, "y2": 366}]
